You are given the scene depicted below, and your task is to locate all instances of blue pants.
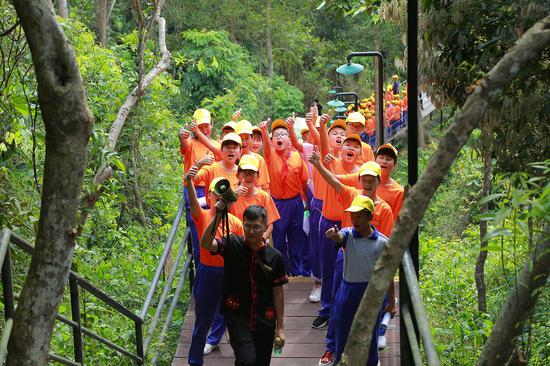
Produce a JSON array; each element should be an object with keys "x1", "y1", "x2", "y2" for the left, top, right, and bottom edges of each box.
[
  {"x1": 318, "y1": 216, "x2": 341, "y2": 317},
  {"x1": 188, "y1": 265, "x2": 225, "y2": 365},
  {"x1": 308, "y1": 197, "x2": 323, "y2": 279},
  {"x1": 333, "y1": 280, "x2": 381, "y2": 365},
  {"x1": 184, "y1": 185, "x2": 206, "y2": 270},
  {"x1": 272, "y1": 195, "x2": 308, "y2": 276},
  {"x1": 326, "y1": 248, "x2": 344, "y2": 352}
]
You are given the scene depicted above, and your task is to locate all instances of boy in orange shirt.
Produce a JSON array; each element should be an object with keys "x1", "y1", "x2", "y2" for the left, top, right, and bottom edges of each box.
[
  {"x1": 375, "y1": 143, "x2": 404, "y2": 221},
  {"x1": 345, "y1": 112, "x2": 375, "y2": 165},
  {"x1": 193, "y1": 133, "x2": 242, "y2": 208},
  {"x1": 179, "y1": 109, "x2": 220, "y2": 272},
  {"x1": 231, "y1": 154, "x2": 280, "y2": 241},
  {"x1": 258, "y1": 118, "x2": 309, "y2": 276},
  {"x1": 185, "y1": 171, "x2": 243, "y2": 366}
]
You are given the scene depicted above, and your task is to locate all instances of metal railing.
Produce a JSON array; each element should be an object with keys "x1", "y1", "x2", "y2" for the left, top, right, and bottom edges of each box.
[
  {"x1": 400, "y1": 250, "x2": 440, "y2": 366},
  {"x1": 0, "y1": 192, "x2": 194, "y2": 365}
]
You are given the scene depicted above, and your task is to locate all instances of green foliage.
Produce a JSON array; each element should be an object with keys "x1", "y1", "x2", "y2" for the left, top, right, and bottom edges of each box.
[{"x1": 174, "y1": 30, "x2": 304, "y2": 129}]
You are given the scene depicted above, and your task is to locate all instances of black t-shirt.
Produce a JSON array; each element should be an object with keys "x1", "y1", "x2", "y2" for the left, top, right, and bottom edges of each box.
[{"x1": 215, "y1": 234, "x2": 288, "y2": 331}]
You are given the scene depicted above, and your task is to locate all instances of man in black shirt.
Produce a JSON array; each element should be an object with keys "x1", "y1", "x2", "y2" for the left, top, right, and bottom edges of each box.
[{"x1": 201, "y1": 204, "x2": 288, "y2": 366}]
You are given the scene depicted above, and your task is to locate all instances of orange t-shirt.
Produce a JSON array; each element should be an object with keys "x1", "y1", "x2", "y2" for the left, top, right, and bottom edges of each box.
[
  {"x1": 339, "y1": 185, "x2": 394, "y2": 236},
  {"x1": 181, "y1": 138, "x2": 220, "y2": 176},
  {"x1": 192, "y1": 208, "x2": 243, "y2": 267},
  {"x1": 230, "y1": 189, "x2": 281, "y2": 225},
  {"x1": 312, "y1": 167, "x2": 327, "y2": 200},
  {"x1": 355, "y1": 142, "x2": 375, "y2": 166},
  {"x1": 320, "y1": 159, "x2": 358, "y2": 221},
  {"x1": 243, "y1": 152, "x2": 270, "y2": 187},
  {"x1": 265, "y1": 149, "x2": 309, "y2": 199},
  {"x1": 377, "y1": 179, "x2": 404, "y2": 221},
  {"x1": 194, "y1": 161, "x2": 239, "y2": 191}
]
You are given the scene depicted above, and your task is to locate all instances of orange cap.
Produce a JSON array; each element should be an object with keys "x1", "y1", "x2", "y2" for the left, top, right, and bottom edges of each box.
[
  {"x1": 376, "y1": 143, "x2": 398, "y2": 160},
  {"x1": 328, "y1": 119, "x2": 347, "y2": 132},
  {"x1": 271, "y1": 119, "x2": 288, "y2": 131}
]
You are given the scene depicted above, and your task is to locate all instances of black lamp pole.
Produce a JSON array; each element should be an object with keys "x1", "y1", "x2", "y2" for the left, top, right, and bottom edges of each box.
[
  {"x1": 345, "y1": 51, "x2": 384, "y2": 146},
  {"x1": 400, "y1": 1, "x2": 419, "y2": 365}
]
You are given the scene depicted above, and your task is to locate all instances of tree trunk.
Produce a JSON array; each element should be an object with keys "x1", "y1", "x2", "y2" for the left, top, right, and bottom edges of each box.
[
  {"x1": 265, "y1": 0, "x2": 273, "y2": 80},
  {"x1": 475, "y1": 125, "x2": 491, "y2": 314},
  {"x1": 7, "y1": 1, "x2": 93, "y2": 364},
  {"x1": 476, "y1": 226, "x2": 549, "y2": 366},
  {"x1": 57, "y1": 0, "x2": 68, "y2": 17},
  {"x1": 339, "y1": 15, "x2": 550, "y2": 365},
  {"x1": 97, "y1": 0, "x2": 108, "y2": 46}
]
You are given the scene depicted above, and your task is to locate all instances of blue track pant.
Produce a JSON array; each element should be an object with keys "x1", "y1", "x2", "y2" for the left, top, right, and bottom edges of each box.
[{"x1": 272, "y1": 195, "x2": 308, "y2": 276}]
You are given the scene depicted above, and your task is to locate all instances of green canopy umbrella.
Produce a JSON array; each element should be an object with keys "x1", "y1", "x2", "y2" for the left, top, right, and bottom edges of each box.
[
  {"x1": 336, "y1": 62, "x2": 364, "y2": 75},
  {"x1": 327, "y1": 99, "x2": 345, "y2": 108}
]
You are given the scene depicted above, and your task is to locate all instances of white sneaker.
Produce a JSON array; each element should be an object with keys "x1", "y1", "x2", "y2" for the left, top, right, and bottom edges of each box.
[
  {"x1": 309, "y1": 286, "x2": 321, "y2": 303},
  {"x1": 203, "y1": 343, "x2": 218, "y2": 355},
  {"x1": 378, "y1": 335, "x2": 387, "y2": 349}
]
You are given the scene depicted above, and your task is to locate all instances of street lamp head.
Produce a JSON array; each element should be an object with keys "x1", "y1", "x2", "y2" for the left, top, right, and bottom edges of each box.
[
  {"x1": 335, "y1": 106, "x2": 347, "y2": 112},
  {"x1": 327, "y1": 99, "x2": 346, "y2": 108},
  {"x1": 336, "y1": 62, "x2": 364, "y2": 75}
]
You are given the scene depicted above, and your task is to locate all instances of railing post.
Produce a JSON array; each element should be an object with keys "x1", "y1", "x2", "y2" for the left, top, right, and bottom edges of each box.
[
  {"x1": 135, "y1": 319, "x2": 144, "y2": 365},
  {"x1": 1, "y1": 249, "x2": 14, "y2": 320},
  {"x1": 69, "y1": 276, "x2": 84, "y2": 364}
]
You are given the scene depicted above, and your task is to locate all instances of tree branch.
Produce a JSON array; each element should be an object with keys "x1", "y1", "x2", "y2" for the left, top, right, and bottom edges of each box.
[
  {"x1": 78, "y1": 15, "x2": 170, "y2": 231},
  {"x1": 476, "y1": 226, "x2": 550, "y2": 366},
  {"x1": 339, "y1": 14, "x2": 550, "y2": 365}
]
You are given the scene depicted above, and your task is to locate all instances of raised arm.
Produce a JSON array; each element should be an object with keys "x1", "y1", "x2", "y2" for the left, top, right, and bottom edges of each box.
[
  {"x1": 258, "y1": 119, "x2": 272, "y2": 161},
  {"x1": 184, "y1": 166, "x2": 201, "y2": 218},
  {"x1": 308, "y1": 148, "x2": 344, "y2": 193},
  {"x1": 200, "y1": 202, "x2": 226, "y2": 252},
  {"x1": 179, "y1": 127, "x2": 191, "y2": 155},
  {"x1": 318, "y1": 113, "x2": 331, "y2": 158},
  {"x1": 190, "y1": 121, "x2": 222, "y2": 160},
  {"x1": 286, "y1": 116, "x2": 304, "y2": 153},
  {"x1": 306, "y1": 106, "x2": 320, "y2": 146}
]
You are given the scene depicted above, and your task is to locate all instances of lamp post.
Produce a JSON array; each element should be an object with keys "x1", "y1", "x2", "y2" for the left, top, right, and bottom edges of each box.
[
  {"x1": 336, "y1": 51, "x2": 384, "y2": 147},
  {"x1": 336, "y1": 92, "x2": 359, "y2": 111}
]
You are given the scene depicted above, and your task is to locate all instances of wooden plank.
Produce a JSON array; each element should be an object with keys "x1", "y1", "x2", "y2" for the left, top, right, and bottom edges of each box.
[{"x1": 173, "y1": 277, "x2": 402, "y2": 365}]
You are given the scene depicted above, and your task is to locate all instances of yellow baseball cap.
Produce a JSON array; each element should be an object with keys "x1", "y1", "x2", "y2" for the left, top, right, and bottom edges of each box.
[
  {"x1": 235, "y1": 120, "x2": 253, "y2": 135},
  {"x1": 221, "y1": 132, "x2": 242, "y2": 145},
  {"x1": 345, "y1": 112, "x2": 366, "y2": 126},
  {"x1": 193, "y1": 109, "x2": 211, "y2": 125},
  {"x1": 271, "y1": 119, "x2": 288, "y2": 131},
  {"x1": 359, "y1": 161, "x2": 382, "y2": 177},
  {"x1": 222, "y1": 121, "x2": 237, "y2": 131},
  {"x1": 239, "y1": 154, "x2": 260, "y2": 172},
  {"x1": 300, "y1": 127, "x2": 310, "y2": 136},
  {"x1": 376, "y1": 143, "x2": 398, "y2": 160},
  {"x1": 345, "y1": 195, "x2": 375, "y2": 213},
  {"x1": 209, "y1": 177, "x2": 225, "y2": 192}
]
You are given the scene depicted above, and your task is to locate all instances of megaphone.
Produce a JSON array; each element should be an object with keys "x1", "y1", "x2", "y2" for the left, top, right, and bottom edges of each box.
[{"x1": 213, "y1": 178, "x2": 238, "y2": 205}]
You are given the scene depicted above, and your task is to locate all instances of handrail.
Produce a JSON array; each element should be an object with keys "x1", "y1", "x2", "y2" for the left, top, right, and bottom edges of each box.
[
  {"x1": 140, "y1": 192, "x2": 187, "y2": 320},
  {"x1": 0, "y1": 190, "x2": 195, "y2": 365},
  {"x1": 402, "y1": 250, "x2": 440, "y2": 366},
  {"x1": 401, "y1": 303, "x2": 422, "y2": 366}
]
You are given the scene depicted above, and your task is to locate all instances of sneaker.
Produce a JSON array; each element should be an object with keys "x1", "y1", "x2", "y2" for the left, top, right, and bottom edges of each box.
[
  {"x1": 378, "y1": 335, "x2": 387, "y2": 349},
  {"x1": 319, "y1": 350, "x2": 334, "y2": 366},
  {"x1": 312, "y1": 315, "x2": 329, "y2": 329},
  {"x1": 203, "y1": 343, "x2": 218, "y2": 355},
  {"x1": 309, "y1": 286, "x2": 321, "y2": 303}
]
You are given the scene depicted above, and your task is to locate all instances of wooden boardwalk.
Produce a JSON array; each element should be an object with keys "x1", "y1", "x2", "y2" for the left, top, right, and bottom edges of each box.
[{"x1": 173, "y1": 277, "x2": 400, "y2": 366}]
